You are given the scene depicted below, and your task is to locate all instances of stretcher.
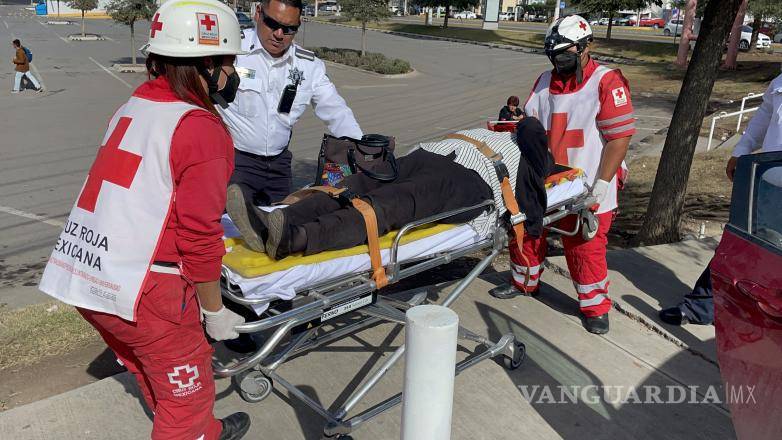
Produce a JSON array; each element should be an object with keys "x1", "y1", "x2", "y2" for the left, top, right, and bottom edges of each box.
[{"x1": 214, "y1": 163, "x2": 596, "y2": 440}]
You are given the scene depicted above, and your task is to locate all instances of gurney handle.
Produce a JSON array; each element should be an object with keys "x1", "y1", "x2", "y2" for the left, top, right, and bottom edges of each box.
[{"x1": 388, "y1": 199, "x2": 496, "y2": 281}]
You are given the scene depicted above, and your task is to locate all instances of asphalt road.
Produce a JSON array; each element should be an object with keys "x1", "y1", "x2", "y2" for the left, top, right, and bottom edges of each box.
[
  {"x1": 389, "y1": 16, "x2": 682, "y2": 44},
  {"x1": 0, "y1": 6, "x2": 674, "y2": 308}
]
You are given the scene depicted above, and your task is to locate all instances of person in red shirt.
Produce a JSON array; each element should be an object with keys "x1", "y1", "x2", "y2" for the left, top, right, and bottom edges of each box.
[
  {"x1": 493, "y1": 15, "x2": 635, "y2": 335},
  {"x1": 38, "y1": 1, "x2": 251, "y2": 439}
]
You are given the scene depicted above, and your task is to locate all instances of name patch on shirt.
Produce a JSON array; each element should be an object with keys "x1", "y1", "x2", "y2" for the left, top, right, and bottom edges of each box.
[
  {"x1": 235, "y1": 66, "x2": 255, "y2": 79},
  {"x1": 196, "y1": 13, "x2": 219, "y2": 46},
  {"x1": 612, "y1": 87, "x2": 628, "y2": 108}
]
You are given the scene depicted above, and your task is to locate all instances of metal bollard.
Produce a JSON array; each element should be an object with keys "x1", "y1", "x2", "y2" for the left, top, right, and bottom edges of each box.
[{"x1": 401, "y1": 305, "x2": 459, "y2": 440}]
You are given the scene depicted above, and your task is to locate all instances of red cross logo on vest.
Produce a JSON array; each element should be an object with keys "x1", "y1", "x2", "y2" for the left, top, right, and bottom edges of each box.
[
  {"x1": 77, "y1": 117, "x2": 142, "y2": 213},
  {"x1": 150, "y1": 13, "x2": 163, "y2": 38},
  {"x1": 579, "y1": 21, "x2": 588, "y2": 31},
  {"x1": 547, "y1": 113, "x2": 584, "y2": 165}
]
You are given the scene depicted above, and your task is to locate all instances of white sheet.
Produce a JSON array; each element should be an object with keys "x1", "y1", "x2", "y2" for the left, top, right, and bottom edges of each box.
[{"x1": 222, "y1": 175, "x2": 587, "y2": 315}]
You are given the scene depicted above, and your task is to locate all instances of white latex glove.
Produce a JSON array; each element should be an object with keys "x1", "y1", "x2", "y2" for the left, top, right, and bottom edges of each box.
[
  {"x1": 590, "y1": 179, "x2": 611, "y2": 205},
  {"x1": 202, "y1": 306, "x2": 245, "y2": 341}
]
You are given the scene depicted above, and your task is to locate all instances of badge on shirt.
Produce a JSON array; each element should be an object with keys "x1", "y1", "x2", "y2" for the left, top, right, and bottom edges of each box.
[
  {"x1": 288, "y1": 67, "x2": 305, "y2": 87},
  {"x1": 612, "y1": 87, "x2": 628, "y2": 108},
  {"x1": 196, "y1": 13, "x2": 219, "y2": 46},
  {"x1": 235, "y1": 66, "x2": 255, "y2": 79}
]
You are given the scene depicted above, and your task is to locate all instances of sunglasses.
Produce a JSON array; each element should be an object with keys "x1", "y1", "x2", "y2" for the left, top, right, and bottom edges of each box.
[{"x1": 260, "y1": 10, "x2": 299, "y2": 35}]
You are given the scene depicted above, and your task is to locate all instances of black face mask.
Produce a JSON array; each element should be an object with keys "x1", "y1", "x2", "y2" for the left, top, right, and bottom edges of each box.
[
  {"x1": 549, "y1": 50, "x2": 584, "y2": 84},
  {"x1": 200, "y1": 57, "x2": 240, "y2": 109}
]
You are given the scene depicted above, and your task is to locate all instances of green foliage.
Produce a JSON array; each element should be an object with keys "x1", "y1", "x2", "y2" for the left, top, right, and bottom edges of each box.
[
  {"x1": 106, "y1": 0, "x2": 156, "y2": 26},
  {"x1": 66, "y1": 0, "x2": 98, "y2": 13},
  {"x1": 310, "y1": 47, "x2": 413, "y2": 75},
  {"x1": 340, "y1": 0, "x2": 391, "y2": 24},
  {"x1": 749, "y1": 0, "x2": 782, "y2": 23}
]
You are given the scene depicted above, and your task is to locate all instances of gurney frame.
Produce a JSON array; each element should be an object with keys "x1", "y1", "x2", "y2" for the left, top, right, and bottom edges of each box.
[{"x1": 214, "y1": 191, "x2": 595, "y2": 439}]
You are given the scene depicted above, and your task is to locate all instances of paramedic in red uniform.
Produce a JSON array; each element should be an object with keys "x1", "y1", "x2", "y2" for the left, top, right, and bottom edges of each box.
[
  {"x1": 494, "y1": 15, "x2": 635, "y2": 334},
  {"x1": 37, "y1": 1, "x2": 251, "y2": 439}
]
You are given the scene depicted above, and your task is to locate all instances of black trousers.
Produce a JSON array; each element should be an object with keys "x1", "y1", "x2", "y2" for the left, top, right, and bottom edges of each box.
[
  {"x1": 679, "y1": 264, "x2": 714, "y2": 324},
  {"x1": 230, "y1": 149, "x2": 293, "y2": 206},
  {"x1": 285, "y1": 149, "x2": 494, "y2": 255}
]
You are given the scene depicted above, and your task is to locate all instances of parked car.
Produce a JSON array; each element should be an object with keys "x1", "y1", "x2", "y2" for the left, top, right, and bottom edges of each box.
[
  {"x1": 640, "y1": 17, "x2": 665, "y2": 28},
  {"x1": 663, "y1": 19, "x2": 686, "y2": 36},
  {"x1": 597, "y1": 17, "x2": 610, "y2": 26},
  {"x1": 453, "y1": 10, "x2": 476, "y2": 19},
  {"x1": 713, "y1": 151, "x2": 782, "y2": 440},
  {"x1": 613, "y1": 17, "x2": 631, "y2": 26},
  {"x1": 498, "y1": 12, "x2": 514, "y2": 21},
  {"x1": 775, "y1": 32, "x2": 782, "y2": 43},
  {"x1": 235, "y1": 11, "x2": 253, "y2": 30},
  {"x1": 739, "y1": 25, "x2": 772, "y2": 50}
]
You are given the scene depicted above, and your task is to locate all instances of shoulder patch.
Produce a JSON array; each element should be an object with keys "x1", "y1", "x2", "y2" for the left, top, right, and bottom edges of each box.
[{"x1": 295, "y1": 47, "x2": 315, "y2": 61}]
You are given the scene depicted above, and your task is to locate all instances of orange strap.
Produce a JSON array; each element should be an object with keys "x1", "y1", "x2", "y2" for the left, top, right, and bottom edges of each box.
[
  {"x1": 444, "y1": 133, "x2": 530, "y2": 288},
  {"x1": 278, "y1": 186, "x2": 388, "y2": 288}
]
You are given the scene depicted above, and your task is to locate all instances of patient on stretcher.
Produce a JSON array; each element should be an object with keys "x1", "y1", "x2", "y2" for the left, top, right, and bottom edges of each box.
[{"x1": 228, "y1": 118, "x2": 554, "y2": 260}]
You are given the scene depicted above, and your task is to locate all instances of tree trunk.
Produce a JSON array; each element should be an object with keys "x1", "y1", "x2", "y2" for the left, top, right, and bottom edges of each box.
[
  {"x1": 130, "y1": 21, "x2": 136, "y2": 65},
  {"x1": 403, "y1": 0, "x2": 407, "y2": 16},
  {"x1": 749, "y1": 15, "x2": 762, "y2": 53},
  {"x1": 607, "y1": 12, "x2": 614, "y2": 40},
  {"x1": 722, "y1": 0, "x2": 748, "y2": 70},
  {"x1": 361, "y1": 22, "x2": 366, "y2": 57},
  {"x1": 634, "y1": 0, "x2": 746, "y2": 246},
  {"x1": 81, "y1": 10, "x2": 86, "y2": 37},
  {"x1": 443, "y1": 4, "x2": 450, "y2": 28},
  {"x1": 675, "y1": 0, "x2": 697, "y2": 67}
]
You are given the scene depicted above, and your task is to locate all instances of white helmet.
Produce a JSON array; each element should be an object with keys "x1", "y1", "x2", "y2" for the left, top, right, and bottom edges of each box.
[
  {"x1": 545, "y1": 14, "x2": 593, "y2": 54},
  {"x1": 141, "y1": 0, "x2": 246, "y2": 58}
]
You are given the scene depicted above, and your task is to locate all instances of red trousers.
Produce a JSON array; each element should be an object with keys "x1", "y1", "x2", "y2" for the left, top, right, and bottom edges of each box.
[
  {"x1": 510, "y1": 212, "x2": 613, "y2": 317},
  {"x1": 78, "y1": 272, "x2": 222, "y2": 440}
]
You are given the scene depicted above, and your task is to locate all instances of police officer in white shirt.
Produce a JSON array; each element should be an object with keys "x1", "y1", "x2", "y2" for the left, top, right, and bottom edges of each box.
[{"x1": 222, "y1": 0, "x2": 362, "y2": 251}]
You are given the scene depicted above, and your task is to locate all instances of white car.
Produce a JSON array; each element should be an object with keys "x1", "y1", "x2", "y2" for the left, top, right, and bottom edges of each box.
[
  {"x1": 598, "y1": 17, "x2": 610, "y2": 26},
  {"x1": 498, "y1": 12, "x2": 513, "y2": 21},
  {"x1": 454, "y1": 11, "x2": 476, "y2": 19},
  {"x1": 739, "y1": 25, "x2": 771, "y2": 50},
  {"x1": 663, "y1": 19, "x2": 686, "y2": 36}
]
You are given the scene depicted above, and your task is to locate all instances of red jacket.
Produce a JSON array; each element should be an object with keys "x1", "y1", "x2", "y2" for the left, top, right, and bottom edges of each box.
[{"x1": 133, "y1": 76, "x2": 234, "y2": 283}]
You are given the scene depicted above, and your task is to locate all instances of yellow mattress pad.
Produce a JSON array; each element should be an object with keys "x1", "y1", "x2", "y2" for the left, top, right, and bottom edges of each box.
[{"x1": 223, "y1": 223, "x2": 457, "y2": 279}]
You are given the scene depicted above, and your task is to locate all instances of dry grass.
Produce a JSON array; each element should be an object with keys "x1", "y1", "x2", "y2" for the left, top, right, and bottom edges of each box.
[
  {"x1": 0, "y1": 302, "x2": 100, "y2": 371},
  {"x1": 610, "y1": 147, "x2": 734, "y2": 246}
]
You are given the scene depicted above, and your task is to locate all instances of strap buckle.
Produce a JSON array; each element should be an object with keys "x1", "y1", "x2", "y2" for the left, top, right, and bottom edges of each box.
[
  {"x1": 493, "y1": 161, "x2": 510, "y2": 181},
  {"x1": 509, "y1": 212, "x2": 527, "y2": 226},
  {"x1": 335, "y1": 187, "x2": 359, "y2": 205}
]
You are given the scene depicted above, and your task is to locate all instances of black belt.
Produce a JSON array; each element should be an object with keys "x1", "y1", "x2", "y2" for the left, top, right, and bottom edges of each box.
[
  {"x1": 235, "y1": 148, "x2": 288, "y2": 161},
  {"x1": 152, "y1": 261, "x2": 179, "y2": 267}
]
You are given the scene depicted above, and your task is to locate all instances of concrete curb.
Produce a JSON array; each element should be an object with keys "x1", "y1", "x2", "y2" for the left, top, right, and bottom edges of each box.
[
  {"x1": 321, "y1": 59, "x2": 418, "y2": 78},
  {"x1": 305, "y1": 18, "x2": 642, "y2": 66}
]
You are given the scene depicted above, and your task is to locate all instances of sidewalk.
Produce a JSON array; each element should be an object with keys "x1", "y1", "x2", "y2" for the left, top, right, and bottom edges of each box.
[{"x1": 0, "y1": 239, "x2": 733, "y2": 439}]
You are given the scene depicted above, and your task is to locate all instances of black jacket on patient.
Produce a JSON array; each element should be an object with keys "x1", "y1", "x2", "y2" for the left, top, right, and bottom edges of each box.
[{"x1": 514, "y1": 117, "x2": 554, "y2": 238}]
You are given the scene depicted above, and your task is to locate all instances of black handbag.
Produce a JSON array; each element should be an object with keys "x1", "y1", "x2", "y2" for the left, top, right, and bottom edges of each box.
[{"x1": 314, "y1": 134, "x2": 398, "y2": 187}]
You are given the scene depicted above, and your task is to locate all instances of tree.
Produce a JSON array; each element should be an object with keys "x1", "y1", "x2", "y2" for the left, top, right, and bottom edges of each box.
[
  {"x1": 340, "y1": 0, "x2": 390, "y2": 56},
  {"x1": 723, "y1": 0, "x2": 748, "y2": 69},
  {"x1": 106, "y1": 0, "x2": 156, "y2": 64},
  {"x1": 673, "y1": 0, "x2": 696, "y2": 67},
  {"x1": 748, "y1": 0, "x2": 782, "y2": 51},
  {"x1": 414, "y1": 0, "x2": 480, "y2": 28},
  {"x1": 570, "y1": 0, "x2": 658, "y2": 40},
  {"x1": 634, "y1": 0, "x2": 746, "y2": 245},
  {"x1": 67, "y1": 0, "x2": 98, "y2": 37}
]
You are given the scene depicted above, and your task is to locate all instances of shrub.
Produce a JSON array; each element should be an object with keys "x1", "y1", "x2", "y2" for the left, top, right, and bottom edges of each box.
[{"x1": 310, "y1": 47, "x2": 412, "y2": 75}]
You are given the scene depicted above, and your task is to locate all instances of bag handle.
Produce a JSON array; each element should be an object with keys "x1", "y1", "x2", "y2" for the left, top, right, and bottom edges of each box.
[{"x1": 347, "y1": 148, "x2": 399, "y2": 182}]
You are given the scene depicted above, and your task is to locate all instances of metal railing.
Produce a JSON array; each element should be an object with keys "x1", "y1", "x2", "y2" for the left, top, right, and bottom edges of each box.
[
  {"x1": 737, "y1": 92, "x2": 764, "y2": 132},
  {"x1": 707, "y1": 107, "x2": 758, "y2": 152}
]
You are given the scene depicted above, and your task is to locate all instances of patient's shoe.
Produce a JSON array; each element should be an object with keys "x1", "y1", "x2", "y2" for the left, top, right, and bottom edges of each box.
[
  {"x1": 226, "y1": 184, "x2": 265, "y2": 253},
  {"x1": 489, "y1": 284, "x2": 539, "y2": 299},
  {"x1": 583, "y1": 313, "x2": 609, "y2": 334},
  {"x1": 219, "y1": 412, "x2": 251, "y2": 440}
]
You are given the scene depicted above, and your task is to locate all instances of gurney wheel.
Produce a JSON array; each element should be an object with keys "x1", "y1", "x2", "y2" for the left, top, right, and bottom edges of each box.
[
  {"x1": 233, "y1": 370, "x2": 273, "y2": 403},
  {"x1": 502, "y1": 341, "x2": 526, "y2": 370}
]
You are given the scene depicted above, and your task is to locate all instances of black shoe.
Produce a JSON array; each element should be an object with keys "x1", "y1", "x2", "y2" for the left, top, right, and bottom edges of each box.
[
  {"x1": 583, "y1": 313, "x2": 610, "y2": 334},
  {"x1": 226, "y1": 184, "x2": 265, "y2": 253},
  {"x1": 490, "y1": 284, "x2": 540, "y2": 299},
  {"x1": 219, "y1": 412, "x2": 250, "y2": 440},
  {"x1": 265, "y1": 208, "x2": 292, "y2": 260},
  {"x1": 659, "y1": 306, "x2": 689, "y2": 326}
]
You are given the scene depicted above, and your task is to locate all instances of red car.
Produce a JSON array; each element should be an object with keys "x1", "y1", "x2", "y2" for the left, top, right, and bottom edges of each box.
[
  {"x1": 712, "y1": 151, "x2": 782, "y2": 440},
  {"x1": 640, "y1": 17, "x2": 665, "y2": 28}
]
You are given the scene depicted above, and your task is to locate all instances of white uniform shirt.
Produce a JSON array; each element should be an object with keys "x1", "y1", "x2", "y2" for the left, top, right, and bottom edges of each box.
[
  {"x1": 220, "y1": 29, "x2": 363, "y2": 156},
  {"x1": 733, "y1": 73, "x2": 782, "y2": 157}
]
